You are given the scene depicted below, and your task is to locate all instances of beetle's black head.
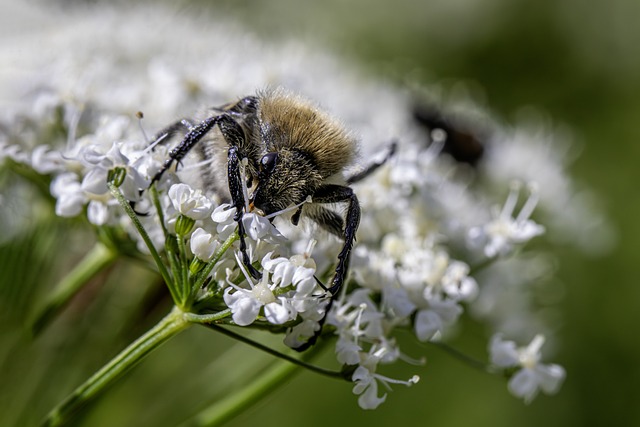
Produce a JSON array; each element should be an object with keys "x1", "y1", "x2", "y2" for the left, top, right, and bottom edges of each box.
[{"x1": 251, "y1": 149, "x2": 321, "y2": 216}]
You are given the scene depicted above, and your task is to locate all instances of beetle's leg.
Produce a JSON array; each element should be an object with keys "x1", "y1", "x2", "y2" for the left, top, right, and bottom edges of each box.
[
  {"x1": 150, "y1": 113, "x2": 260, "y2": 280},
  {"x1": 150, "y1": 115, "x2": 223, "y2": 185},
  {"x1": 151, "y1": 119, "x2": 193, "y2": 146},
  {"x1": 311, "y1": 184, "x2": 360, "y2": 295},
  {"x1": 228, "y1": 145, "x2": 261, "y2": 280},
  {"x1": 346, "y1": 141, "x2": 397, "y2": 184},
  {"x1": 292, "y1": 184, "x2": 360, "y2": 352}
]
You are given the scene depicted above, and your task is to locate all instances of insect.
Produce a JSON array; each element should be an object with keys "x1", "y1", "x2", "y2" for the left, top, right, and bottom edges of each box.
[
  {"x1": 412, "y1": 101, "x2": 485, "y2": 166},
  {"x1": 151, "y1": 88, "x2": 395, "y2": 349}
]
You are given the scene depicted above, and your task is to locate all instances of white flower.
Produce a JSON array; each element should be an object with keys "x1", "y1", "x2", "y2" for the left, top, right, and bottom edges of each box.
[
  {"x1": 341, "y1": 289, "x2": 386, "y2": 341},
  {"x1": 242, "y1": 212, "x2": 285, "y2": 243},
  {"x1": 223, "y1": 254, "x2": 296, "y2": 326},
  {"x1": 440, "y1": 261, "x2": 478, "y2": 302},
  {"x1": 283, "y1": 284, "x2": 330, "y2": 349},
  {"x1": 223, "y1": 286, "x2": 264, "y2": 326},
  {"x1": 490, "y1": 334, "x2": 566, "y2": 403},
  {"x1": 31, "y1": 145, "x2": 65, "y2": 174},
  {"x1": 469, "y1": 182, "x2": 545, "y2": 258},
  {"x1": 414, "y1": 296, "x2": 463, "y2": 341},
  {"x1": 87, "y1": 200, "x2": 112, "y2": 226},
  {"x1": 352, "y1": 366, "x2": 387, "y2": 410},
  {"x1": 190, "y1": 227, "x2": 219, "y2": 261},
  {"x1": 351, "y1": 347, "x2": 419, "y2": 410},
  {"x1": 284, "y1": 315, "x2": 323, "y2": 349},
  {"x1": 211, "y1": 204, "x2": 237, "y2": 238},
  {"x1": 382, "y1": 287, "x2": 416, "y2": 319},
  {"x1": 0, "y1": 141, "x2": 29, "y2": 164},
  {"x1": 168, "y1": 183, "x2": 213, "y2": 220},
  {"x1": 50, "y1": 173, "x2": 86, "y2": 217},
  {"x1": 336, "y1": 335, "x2": 362, "y2": 365},
  {"x1": 81, "y1": 142, "x2": 147, "y2": 202},
  {"x1": 261, "y1": 251, "x2": 316, "y2": 290}
]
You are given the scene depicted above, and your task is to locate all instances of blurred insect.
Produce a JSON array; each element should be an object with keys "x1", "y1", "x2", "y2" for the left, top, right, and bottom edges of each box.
[
  {"x1": 151, "y1": 88, "x2": 395, "y2": 349},
  {"x1": 412, "y1": 101, "x2": 486, "y2": 166}
]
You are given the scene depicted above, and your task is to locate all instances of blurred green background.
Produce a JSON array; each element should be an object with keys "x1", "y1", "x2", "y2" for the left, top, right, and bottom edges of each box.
[{"x1": 2, "y1": 0, "x2": 639, "y2": 426}]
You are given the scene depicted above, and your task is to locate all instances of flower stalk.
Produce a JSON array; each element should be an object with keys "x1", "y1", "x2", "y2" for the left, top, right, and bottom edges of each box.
[
  {"x1": 41, "y1": 306, "x2": 191, "y2": 427},
  {"x1": 181, "y1": 329, "x2": 334, "y2": 427},
  {"x1": 31, "y1": 241, "x2": 118, "y2": 335},
  {"x1": 108, "y1": 182, "x2": 172, "y2": 286},
  {"x1": 183, "y1": 359, "x2": 300, "y2": 427}
]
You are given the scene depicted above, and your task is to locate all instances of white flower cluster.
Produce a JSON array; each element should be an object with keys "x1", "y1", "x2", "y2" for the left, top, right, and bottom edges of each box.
[
  {"x1": 161, "y1": 181, "x2": 328, "y2": 339},
  {"x1": 0, "y1": 3, "x2": 594, "y2": 409}
]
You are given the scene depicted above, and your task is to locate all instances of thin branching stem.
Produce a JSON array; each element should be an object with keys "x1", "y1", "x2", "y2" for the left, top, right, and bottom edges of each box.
[
  {"x1": 200, "y1": 323, "x2": 343, "y2": 380},
  {"x1": 108, "y1": 182, "x2": 171, "y2": 286},
  {"x1": 149, "y1": 184, "x2": 169, "y2": 240},
  {"x1": 193, "y1": 232, "x2": 239, "y2": 292},
  {"x1": 182, "y1": 326, "x2": 339, "y2": 427},
  {"x1": 182, "y1": 309, "x2": 232, "y2": 324},
  {"x1": 176, "y1": 234, "x2": 190, "y2": 306},
  {"x1": 468, "y1": 256, "x2": 497, "y2": 276},
  {"x1": 428, "y1": 341, "x2": 490, "y2": 373}
]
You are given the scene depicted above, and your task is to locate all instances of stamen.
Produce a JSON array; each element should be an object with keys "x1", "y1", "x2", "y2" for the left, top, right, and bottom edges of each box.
[
  {"x1": 137, "y1": 132, "x2": 167, "y2": 159},
  {"x1": 239, "y1": 158, "x2": 251, "y2": 212},
  {"x1": 136, "y1": 111, "x2": 150, "y2": 144},
  {"x1": 65, "y1": 106, "x2": 83, "y2": 153},
  {"x1": 374, "y1": 373, "x2": 421, "y2": 389},
  {"x1": 265, "y1": 195, "x2": 312, "y2": 219},
  {"x1": 398, "y1": 352, "x2": 427, "y2": 366},
  {"x1": 181, "y1": 155, "x2": 217, "y2": 172},
  {"x1": 304, "y1": 239, "x2": 317, "y2": 258},
  {"x1": 516, "y1": 183, "x2": 540, "y2": 223},
  {"x1": 501, "y1": 181, "x2": 522, "y2": 219},
  {"x1": 234, "y1": 251, "x2": 256, "y2": 289},
  {"x1": 431, "y1": 128, "x2": 447, "y2": 145},
  {"x1": 528, "y1": 334, "x2": 545, "y2": 354},
  {"x1": 352, "y1": 303, "x2": 368, "y2": 346},
  {"x1": 428, "y1": 130, "x2": 446, "y2": 155}
]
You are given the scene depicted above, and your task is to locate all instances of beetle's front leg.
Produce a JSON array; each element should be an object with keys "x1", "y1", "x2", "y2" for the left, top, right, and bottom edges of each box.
[
  {"x1": 227, "y1": 145, "x2": 261, "y2": 280},
  {"x1": 150, "y1": 115, "x2": 221, "y2": 185},
  {"x1": 292, "y1": 184, "x2": 360, "y2": 352}
]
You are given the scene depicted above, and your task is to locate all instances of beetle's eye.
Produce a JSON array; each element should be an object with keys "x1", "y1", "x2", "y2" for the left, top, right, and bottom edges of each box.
[{"x1": 260, "y1": 152, "x2": 278, "y2": 173}]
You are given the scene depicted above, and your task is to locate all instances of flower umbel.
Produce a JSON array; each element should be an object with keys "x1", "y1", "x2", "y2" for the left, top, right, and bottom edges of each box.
[
  {"x1": 0, "y1": 6, "x2": 582, "y2": 422},
  {"x1": 490, "y1": 334, "x2": 566, "y2": 403}
]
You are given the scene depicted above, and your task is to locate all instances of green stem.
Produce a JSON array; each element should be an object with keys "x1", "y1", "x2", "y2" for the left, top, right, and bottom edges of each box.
[
  {"x1": 150, "y1": 184, "x2": 169, "y2": 240},
  {"x1": 177, "y1": 234, "x2": 190, "y2": 306},
  {"x1": 469, "y1": 250, "x2": 522, "y2": 276},
  {"x1": 469, "y1": 256, "x2": 497, "y2": 275},
  {"x1": 201, "y1": 324, "x2": 342, "y2": 379},
  {"x1": 108, "y1": 182, "x2": 172, "y2": 286},
  {"x1": 41, "y1": 306, "x2": 190, "y2": 427},
  {"x1": 182, "y1": 358, "x2": 300, "y2": 427},
  {"x1": 193, "y1": 233, "x2": 239, "y2": 293},
  {"x1": 183, "y1": 309, "x2": 232, "y2": 324},
  {"x1": 166, "y1": 242, "x2": 184, "y2": 305},
  {"x1": 428, "y1": 341, "x2": 490, "y2": 373},
  {"x1": 182, "y1": 324, "x2": 338, "y2": 427},
  {"x1": 31, "y1": 242, "x2": 118, "y2": 335}
]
